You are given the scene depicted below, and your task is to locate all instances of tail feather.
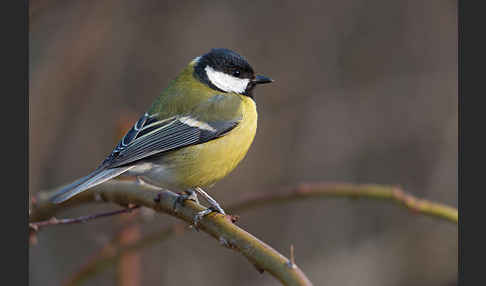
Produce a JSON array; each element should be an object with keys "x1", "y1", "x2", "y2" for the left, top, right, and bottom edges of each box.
[{"x1": 49, "y1": 166, "x2": 135, "y2": 204}]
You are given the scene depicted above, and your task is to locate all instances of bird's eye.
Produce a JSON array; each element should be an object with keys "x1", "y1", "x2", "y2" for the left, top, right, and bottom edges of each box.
[{"x1": 233, "y1": 70, "x2": 241, "y2": 77}]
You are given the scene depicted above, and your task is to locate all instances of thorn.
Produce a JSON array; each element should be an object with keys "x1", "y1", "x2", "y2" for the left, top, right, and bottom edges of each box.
[
  {"x1": 285, "y1": 244, "x2": 297, "y2": 269},
  {"x1": 290, "y1": 244, "x2": 295, "y2": 265},
  {"x1": 227, "y1": 214, "x2": 239, "y2": 223}
]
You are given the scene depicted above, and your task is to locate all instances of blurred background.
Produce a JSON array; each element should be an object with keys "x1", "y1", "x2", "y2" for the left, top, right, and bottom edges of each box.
[{"x1": 29, "y1": 0, "x2": 457, "y2": 285}]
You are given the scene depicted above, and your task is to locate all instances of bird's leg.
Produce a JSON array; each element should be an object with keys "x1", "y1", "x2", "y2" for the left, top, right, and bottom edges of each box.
[
  {"x1": 173, "y1": 189, "x2": 199, "y2": 213},
  {"x1": 193, "y1": 187, "x2": 226, "y2": 226},
  {"x1": 194, "y1": 187, "x2": 226, "y2": 215}
]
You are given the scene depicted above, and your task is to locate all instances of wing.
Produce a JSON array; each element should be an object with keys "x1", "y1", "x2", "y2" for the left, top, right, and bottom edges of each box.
[
  {"x1": 102, "y1": 112, "x2": 240, "y2": 168},
  {"x1": 49, "y1": 94, "x2": 243, "y2": 204}
]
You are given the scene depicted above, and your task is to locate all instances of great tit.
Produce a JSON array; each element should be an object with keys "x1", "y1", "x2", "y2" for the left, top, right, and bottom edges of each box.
[{"x1": 50, "y1": 48, "x2": 272, "y2": 221}]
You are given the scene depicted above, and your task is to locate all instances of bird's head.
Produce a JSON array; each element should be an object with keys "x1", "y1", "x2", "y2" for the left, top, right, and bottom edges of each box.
[{"x1": 193, "y1": 48, "x2": 272, "y2": 98}]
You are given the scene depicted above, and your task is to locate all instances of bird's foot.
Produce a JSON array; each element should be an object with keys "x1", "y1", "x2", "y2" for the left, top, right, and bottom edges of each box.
[
  {"x1": 173, "y1": 190, "x2": 199, "y2": 213},
  {"x1": 173, "y1": 187, "x2": 226, "y2": 229},
  {"x1": 193, "y1": 206, "x2": 226, "y2": 228},
  {"x1": 191, "y1": 187, "x2": 226, "y2": 228}
]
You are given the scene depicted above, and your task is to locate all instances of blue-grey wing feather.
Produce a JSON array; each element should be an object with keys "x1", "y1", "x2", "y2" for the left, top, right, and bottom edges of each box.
[{"x1": 103, "y1": 114, "x2": 239, "y2": 168}]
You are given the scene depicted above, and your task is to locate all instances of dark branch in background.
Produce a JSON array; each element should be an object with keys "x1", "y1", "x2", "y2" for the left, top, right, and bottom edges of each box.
[
  {"x1": 63, "y1": 224, "x2": 182, "y2": 286},
  {"x1": 116, "y1": 210, "x2": 142, "y2": 286}
]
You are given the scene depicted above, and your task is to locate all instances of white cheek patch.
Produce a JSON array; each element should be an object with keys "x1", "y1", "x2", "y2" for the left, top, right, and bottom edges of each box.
[{"x1": 205, "y1": 65, "x2": 250, "y2": 94}]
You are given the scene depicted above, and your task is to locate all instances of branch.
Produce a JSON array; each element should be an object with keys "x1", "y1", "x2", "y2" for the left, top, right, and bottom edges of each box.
[
  {"x1": 61, "y1": 181, "x2": 457, "y2": 285},
  {"x1": 30, "y1": 181, "x2": 457, "y2": 285},
  {"x1": 30, "y1": 182, "x2": 457, "y2": 224},
  {"x1": 231, "y1": 183, "x2": 458, "y2": 223},
  {"x1": 29, "y1": 205, "x2": 140, "y2": 232},
  {"x1": 30, "y1": 181, "x2": 314, "y2": 286},
  {"x1": 31, "y1": 181, "x2": 457, "y2": 285}
]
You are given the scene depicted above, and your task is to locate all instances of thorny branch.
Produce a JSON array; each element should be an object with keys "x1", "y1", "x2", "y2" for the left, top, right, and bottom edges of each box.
[
  {"x1": 30, "y1": 181, "x2": 457, "y2": 286},
  {"x1": 57, "y1": 181, "x2": 457, "y2": 285},
  {"x1": 30, "y1": 180, "x2": 314, "y2": 286}
]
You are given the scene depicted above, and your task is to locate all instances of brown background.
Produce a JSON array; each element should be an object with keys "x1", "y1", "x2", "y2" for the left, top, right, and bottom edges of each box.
[{"x1": 29, "y1": 1, "x2": 457, "y2": 285}]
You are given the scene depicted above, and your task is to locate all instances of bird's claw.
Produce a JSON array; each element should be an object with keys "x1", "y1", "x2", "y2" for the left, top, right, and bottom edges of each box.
[
  {"x1": 172, "y1": 188, "x2": 227, "y2": 230},
  {"x1": 192, "y1": 206, "x2": 226, "y2": 229},
  {"x1": 193, "y1": 208, "x2": 212, "y2": 228},
  {"x1": 173, "y1": 190, "x2": 199, "y2": 213}
]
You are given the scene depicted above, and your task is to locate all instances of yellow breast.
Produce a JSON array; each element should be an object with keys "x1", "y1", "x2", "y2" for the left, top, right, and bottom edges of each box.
[{"x1": 157, "y1": 95, "x2": 257, "y2": 190}]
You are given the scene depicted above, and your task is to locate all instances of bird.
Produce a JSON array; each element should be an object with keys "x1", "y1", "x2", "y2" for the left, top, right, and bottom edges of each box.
[{"x1": 49, "y1": 48, "x2": 272, "y2": 223}]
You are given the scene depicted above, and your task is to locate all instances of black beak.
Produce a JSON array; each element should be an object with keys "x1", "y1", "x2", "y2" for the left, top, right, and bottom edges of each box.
[{"x1": 253, "y1": 74, "x2": 273, "y2": 85}]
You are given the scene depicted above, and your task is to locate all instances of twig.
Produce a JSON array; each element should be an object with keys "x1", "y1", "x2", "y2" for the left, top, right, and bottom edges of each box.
[
  {"x1": 231, "y1": 183, "x2": 458, "y2": 224},
  {"x1": 29, "y1": 205, "x2": 140, "y2": 232},
  {"x1": 286, "y1": 244, "x2": 296, "y2": 269}
]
